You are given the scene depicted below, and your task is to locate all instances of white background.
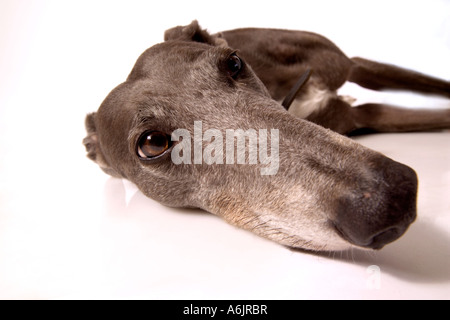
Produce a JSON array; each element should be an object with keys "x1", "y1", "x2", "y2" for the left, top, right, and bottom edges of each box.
[{"x1": 0, "y1": 0, "x2": 449, "y2": 299}]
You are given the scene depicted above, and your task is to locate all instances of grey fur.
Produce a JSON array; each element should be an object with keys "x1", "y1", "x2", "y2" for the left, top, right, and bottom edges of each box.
[{"x1": 83, "y1": 21, "x2": 425, "y2": 251}]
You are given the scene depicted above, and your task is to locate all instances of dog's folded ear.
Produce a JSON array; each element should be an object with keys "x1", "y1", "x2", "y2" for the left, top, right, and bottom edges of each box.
[
  {"x1": 164, "y1": 20, "x2": 228, "y2": 47},
  {"x1": 83, "y1": 113, "x2": 120, "y2": 178}
]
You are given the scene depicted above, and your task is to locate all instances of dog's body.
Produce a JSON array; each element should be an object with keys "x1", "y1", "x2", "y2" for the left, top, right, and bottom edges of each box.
[
  {"x1": 84, "y1": 21, "x2": 449, "y2": 251},
  {"x1": 190, "y1": 26, "x2": 450, "y2": 135}
]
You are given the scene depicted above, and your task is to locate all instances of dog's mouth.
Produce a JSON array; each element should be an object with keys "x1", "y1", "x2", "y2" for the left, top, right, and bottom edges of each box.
[{"x1": 332, "y1": 222, "x2": 410, "y2": 250}]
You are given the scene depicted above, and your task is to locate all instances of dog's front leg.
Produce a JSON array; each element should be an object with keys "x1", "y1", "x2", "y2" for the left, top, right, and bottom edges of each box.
[
  {"x1": 350, "y1": 103, "x2": 450, "y2": 133},
  {"x1": 349, "y1": 57, "x2": 450, "y2": 99}
]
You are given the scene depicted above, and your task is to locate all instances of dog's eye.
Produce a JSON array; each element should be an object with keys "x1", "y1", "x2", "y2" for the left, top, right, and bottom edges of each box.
[
  {"x1": 227, "y1": 53, "x2": 243, "y2": 79},
  {"x1": 137, "y1": 131, "x2": 171, "y2": 159}
]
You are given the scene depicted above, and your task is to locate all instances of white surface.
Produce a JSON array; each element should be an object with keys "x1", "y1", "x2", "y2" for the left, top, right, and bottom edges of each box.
[{"x1": 0, "y1": 0, "x2": 449, "y2": 300}]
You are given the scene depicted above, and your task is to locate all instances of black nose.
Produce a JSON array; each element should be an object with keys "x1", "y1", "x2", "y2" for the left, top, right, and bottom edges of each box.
[{"x1": 334, "y1": 157, "x2": 418, "y2": 250}]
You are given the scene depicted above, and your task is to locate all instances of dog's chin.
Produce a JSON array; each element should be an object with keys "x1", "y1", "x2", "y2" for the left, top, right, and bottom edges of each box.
[
  {"x1": 287, "y1": 239, "x2": 353, "y2": 253},
  {"x1": 303, "y1": 238, "x2": 354, "y2": 253},
  {"x1": 260, "y1": 224, "x2": 355, "y2": 252}
]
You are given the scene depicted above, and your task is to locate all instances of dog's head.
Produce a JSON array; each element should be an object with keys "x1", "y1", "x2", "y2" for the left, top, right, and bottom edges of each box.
[{"x1": 83, "y1": 21, "x2": 417, "y2": 251}]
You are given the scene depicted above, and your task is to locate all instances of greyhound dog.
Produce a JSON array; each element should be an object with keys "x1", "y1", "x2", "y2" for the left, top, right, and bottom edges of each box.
[{"x1": 83, "y1": 21, "x2": 449, "y2": 252}]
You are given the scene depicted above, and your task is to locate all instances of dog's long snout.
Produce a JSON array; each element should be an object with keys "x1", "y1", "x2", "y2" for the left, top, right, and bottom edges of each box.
[{"x1": 334, "y1": 157, "x2": 418, "y2": 249}]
